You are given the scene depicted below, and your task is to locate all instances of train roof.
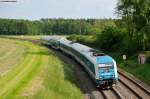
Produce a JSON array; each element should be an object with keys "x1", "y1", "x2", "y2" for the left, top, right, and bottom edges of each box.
[
  {"x1": 59, "y1": 39, "x2": 106, "y2": 64},
  {"x1": 42, "y1": 36, "x2": 114, "y2": 64},
  {"x1": 41, "y1": 36, "x2": 62, "y2": 41}
]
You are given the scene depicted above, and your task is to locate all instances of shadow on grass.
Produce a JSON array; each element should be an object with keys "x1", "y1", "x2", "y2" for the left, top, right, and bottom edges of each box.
[
  {"x1": 27, "y1": 51, "x2": 51, "y2": 56},
  {"x1": 62, "y1": 61, "x2": 76, "y2": 83},
  {"x1": 42, "y1": 44, "x2": 79, "y2": 83},
  {"x1": 52, "y1": 50, "x2": 101, "y2": 97},
  {"x1": 56, "y1": 51, "x2": 101, "y2": 98}
]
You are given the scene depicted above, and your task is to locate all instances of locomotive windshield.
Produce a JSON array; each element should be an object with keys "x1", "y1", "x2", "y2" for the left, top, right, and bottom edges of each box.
[{"x1": 98, "y1": 62, "x2": 113, "y2": 68}]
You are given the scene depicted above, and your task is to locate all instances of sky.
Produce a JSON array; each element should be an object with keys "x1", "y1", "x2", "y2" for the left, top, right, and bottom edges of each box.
[{"x1": 0, "y1": 0, "x2": 117, "y2": 20}]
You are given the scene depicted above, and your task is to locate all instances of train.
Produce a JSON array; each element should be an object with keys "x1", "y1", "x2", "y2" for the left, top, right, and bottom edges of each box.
[{"x1": 41, "y1": 36, "x2": 118, "y2": 88}]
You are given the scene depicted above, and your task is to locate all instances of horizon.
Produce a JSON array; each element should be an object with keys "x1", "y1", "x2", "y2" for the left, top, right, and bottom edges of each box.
[{"x1": 0, "y1": 17, "x2": 119, "y2": 21}]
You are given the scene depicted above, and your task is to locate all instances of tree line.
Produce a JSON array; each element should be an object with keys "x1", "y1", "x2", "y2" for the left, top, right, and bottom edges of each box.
[
  {"x1": 0, "y1": 18, "x2": 116, "y2": 35},
  {"x1": 117, "y1": 0, "x2": 150, "y2": 51}
]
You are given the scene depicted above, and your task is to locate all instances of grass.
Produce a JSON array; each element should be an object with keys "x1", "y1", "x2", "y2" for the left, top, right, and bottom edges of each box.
[
  {"x1": 0, "y1": 38, "x2": 82, "y2": 99},
  {"x1": 0, "y1": 38, "x2": 27, "y2": 76},
  {"x1": 119, "y1": 62, "x2": 150, "y2": 85},
  {"x1": 107, "y1": 51, "x2": 150, "y2": 85},
  {"x1": 1, "y1": 35, "x2": 41, "y2": 40}
]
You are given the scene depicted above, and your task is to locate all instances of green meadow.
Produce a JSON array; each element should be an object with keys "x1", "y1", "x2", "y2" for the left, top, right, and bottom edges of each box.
[{"x1": 0, "y1": 38, "x2": 82, "y2": 99}]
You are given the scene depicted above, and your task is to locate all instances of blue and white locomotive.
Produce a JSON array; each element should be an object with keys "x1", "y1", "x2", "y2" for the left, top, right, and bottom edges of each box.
[{"x1": 42, "y1": 36, "x2": 118, "y2": 88}]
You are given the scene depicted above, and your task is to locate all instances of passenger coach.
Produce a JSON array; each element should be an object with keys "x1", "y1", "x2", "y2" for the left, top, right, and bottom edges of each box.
[{"x1": 42, "y1": 36, "x2": 118, "y2": 88}]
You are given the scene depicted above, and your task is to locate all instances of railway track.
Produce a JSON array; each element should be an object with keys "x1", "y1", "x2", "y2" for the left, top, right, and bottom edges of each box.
[
  {"x1": 117, "y1": 70, "x2": 150, "y2": 99},
  {"x1": 118, "y1": 69, "x2": 150, "y2": 95},
  {"x1": 3, "y1": 37, "x2": 150, "y2": 99},
  {"x1": 99, "y1": 71, "x2": 150, "y2": 99},
  {"x1": 100, "y1": 88, "x2": 122, "y2": 99}
]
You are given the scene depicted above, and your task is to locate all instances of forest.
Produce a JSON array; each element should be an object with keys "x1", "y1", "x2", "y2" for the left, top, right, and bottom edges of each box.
[{"x1": 0, "y1": 18, "x2": 116, "y2": 35}]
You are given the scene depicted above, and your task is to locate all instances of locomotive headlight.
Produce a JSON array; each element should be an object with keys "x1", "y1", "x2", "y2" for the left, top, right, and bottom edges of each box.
[{"x1": 99, "y1": 76, "x2": 103, "y2": 80}]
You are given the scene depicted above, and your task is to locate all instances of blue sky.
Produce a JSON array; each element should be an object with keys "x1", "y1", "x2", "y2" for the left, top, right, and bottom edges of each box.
[{"x1": 0, "y1": 0, "x2": 117, "y2": 20}]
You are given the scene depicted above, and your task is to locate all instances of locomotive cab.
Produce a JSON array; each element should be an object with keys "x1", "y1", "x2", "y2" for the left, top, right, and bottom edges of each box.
[{"x1": 96, "y1": 55, "x2": 118, "y2": 87}]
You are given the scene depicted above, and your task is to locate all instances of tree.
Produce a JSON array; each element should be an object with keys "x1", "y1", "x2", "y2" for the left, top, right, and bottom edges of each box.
[{"x1": 117, "y1": 0, "x2": 150, "y2": 51}]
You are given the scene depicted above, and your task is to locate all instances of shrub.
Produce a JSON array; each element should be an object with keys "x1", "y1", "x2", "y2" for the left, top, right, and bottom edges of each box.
[
  {"x1": 67, "y1": 35, "x2": 96, "y2": 47},
  {"x1": 147, "y1": 56, "x2": 150, "y2": 63},
  {"x1": 96, "y1": 27, "x2": 124, "y2": 51}
]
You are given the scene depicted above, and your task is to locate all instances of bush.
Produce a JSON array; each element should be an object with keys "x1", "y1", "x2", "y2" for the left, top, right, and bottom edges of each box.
[
  {"x1": 145, "y1": 51, "x2": 150, "y2": 63},
  {"x1": 122, "y1": 60, "x2": 138, "y2": 67},
  {"x1": 67, "y1": 35, "x2": 85, "y2": 42},
  {"x1": 67, "y1": 35, "x2": 96, "y2": 47},
  {"x1": 96, "y1": 27, "x2": 124, "y2": 51},
  {"x1": 121, "y1": 39, "x2": 139, "y2": 54},
  {"x1": 147, "y1": 56, "x2": 150, "y2": 63}
]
